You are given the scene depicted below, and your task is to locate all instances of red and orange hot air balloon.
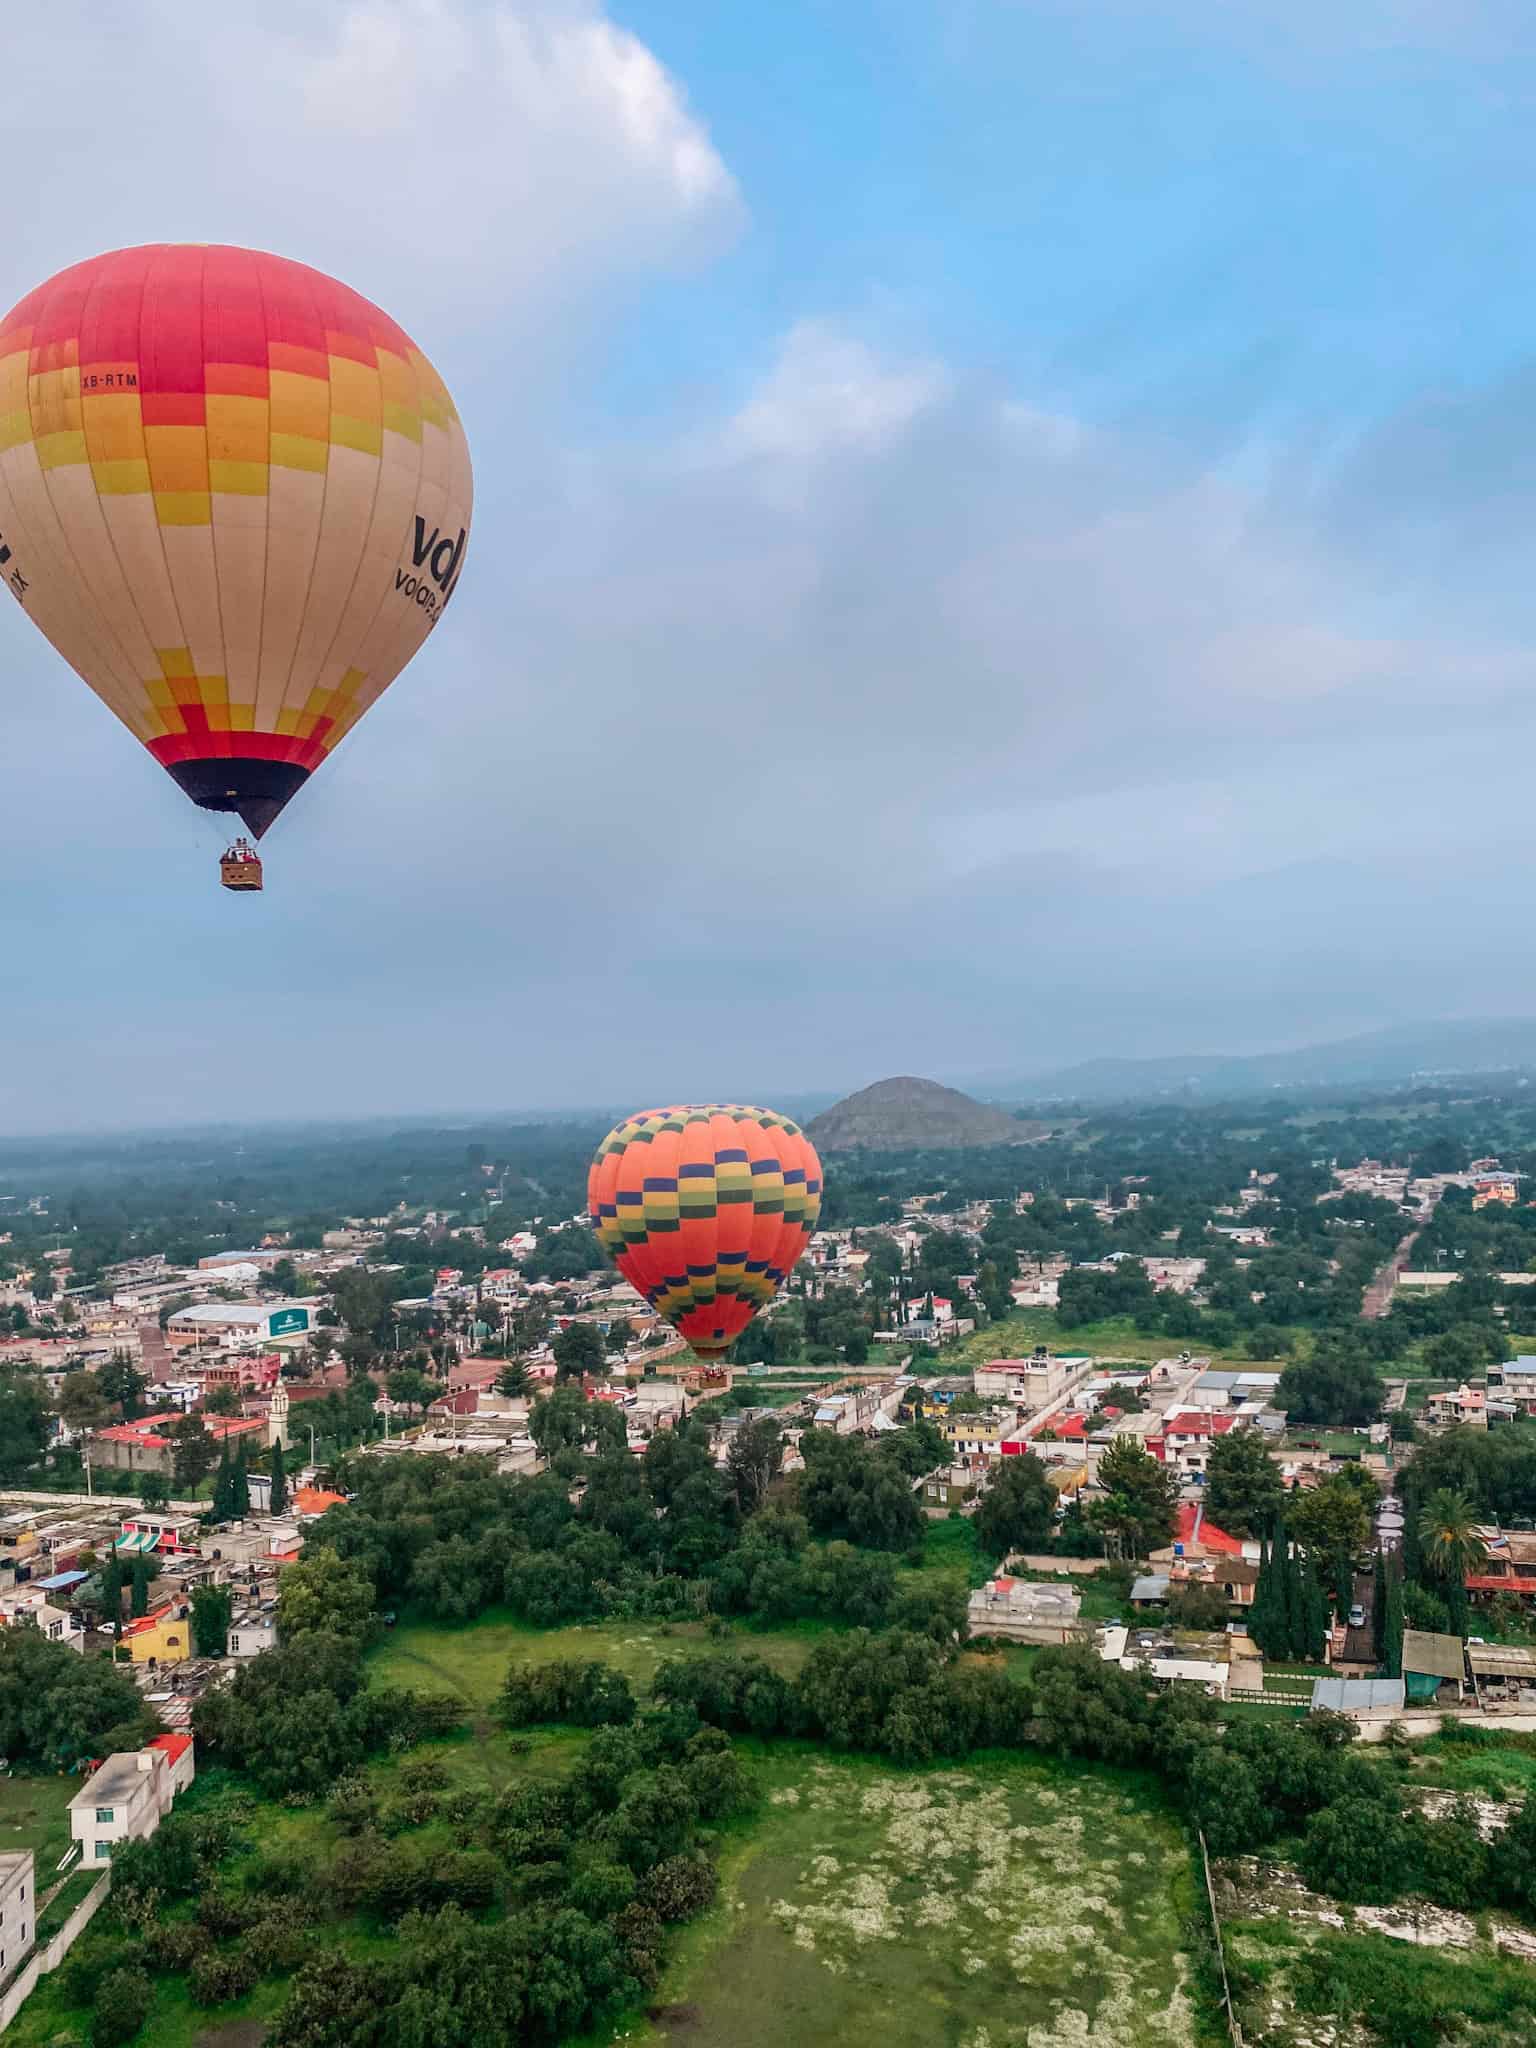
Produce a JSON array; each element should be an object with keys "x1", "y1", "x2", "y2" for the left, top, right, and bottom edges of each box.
[
  {"x1": 588, "y1": 1105, "x2": 824, "y2": 1359},
  {"x1": 0, "y1": 243, "x2": 472, "y2": 890}
]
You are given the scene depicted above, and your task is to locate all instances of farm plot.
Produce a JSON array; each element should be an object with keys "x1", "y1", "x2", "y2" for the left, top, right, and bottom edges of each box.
[{"x1": 637, "y1": 1751, "x2": 1200, "y2": 2048}]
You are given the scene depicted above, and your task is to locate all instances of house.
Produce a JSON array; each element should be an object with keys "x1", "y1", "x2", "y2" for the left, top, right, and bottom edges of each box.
[
  {"x1": 227, "y1": 1609, "x2": 277, "y2": 1658},
  {"x1": 292, "y1": 1486, "x2": 347, "y2": 1520},
  {"x1": 973, "y1": 1351, "x2": 1091, "y2": 1408},
  {"x1": 1423, "y1": 1384, "x2": 1487, "y2": 1429},
  {"x1": 940, "y1": 1411, "x2": 1012, "y2": 1468},
  {"x1": 93, "y1": 1414, "x2": 268, "y2": 1478},
  {"x1": 1146, "y1": 1411, "x2": 1239, "y2": 1482},
  {"x1": 115, "y1": 1514, "x2": 200, "y2": 1556},
  {"x1": 1488, "y1": 1358, "x2": 1536, "y2": 1411},
  {"x1": 0, "y1": 1593, "x2": 84, "y2": 1650},
  {"x1": 121, "y1": 1601, "x2": 192, "y2": 1667},
  {"x1": 1402, "y1": 1628, "x2": 1466, "y2": 1704},
  {"x1": 1465, "y1": 1528, "x2": 1536, "y2": 1601},
  {"x1": 68, "y1": 1736, "x2": 194, "y2": 1863},
  {"x1": 0, "y1": 1851, "x2": 32, "y2": 1982},
  {"x1": 1099, "y1": 1624, "x2": 1229, "y2": 1698},
  {"x1": 967, "y1": 1577, "x2": 1084, "y2": 1644},
  {"x1": 916, "y1": 1469, "x2": 973, "y2": 1512}
]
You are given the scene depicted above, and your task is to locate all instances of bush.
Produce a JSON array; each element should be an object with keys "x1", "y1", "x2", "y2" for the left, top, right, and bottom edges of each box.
[
  {"x1": 91, "y1": 1964, "x2": 154, "y2": 2048},
  {"x1": 189, "y1": 1945, "x2": 262, "y2": 2007},
  {"x1": 145, "y1": 1919, "x2": 211, "y2": 1971},
  {"x1": 498, "y1": 1659, "x2": 637, "y2": 1729},
  {"x1": 639, "y1": 1852, "x2": 717, "y2": 1923}
]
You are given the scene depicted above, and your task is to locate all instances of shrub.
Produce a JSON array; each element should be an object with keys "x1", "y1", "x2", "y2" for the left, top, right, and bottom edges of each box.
[
  {"x1": 91, "y1": 1965, "x2": 154, "y2": 2048},
  {"x1": 639, "y1": 1852, "x2": 717, "y2": 1923},
  {"x1": 145, "y1": 1919, "x2": 211, "y2": 1971},
  {"x1": 189, "y1": 1944, "x2": 262, "y2": 2007}
]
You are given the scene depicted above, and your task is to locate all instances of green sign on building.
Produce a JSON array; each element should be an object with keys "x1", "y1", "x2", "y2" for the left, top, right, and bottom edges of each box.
[{"x1": 268, "y1": 1307, "x2": 309, "y2": 1338}]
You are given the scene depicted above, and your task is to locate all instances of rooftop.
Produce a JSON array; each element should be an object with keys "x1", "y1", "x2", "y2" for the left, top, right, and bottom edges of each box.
[
  {"x1": 1311, "y1": 1677, "x2": 1405, "y2": 1712},
  {"x1": 69, "y1": 1751, "x2": 160, "y2": 1808},
  {"x1": 1402, "y1": 1629, "x2": 1465, "y2": 1681}
]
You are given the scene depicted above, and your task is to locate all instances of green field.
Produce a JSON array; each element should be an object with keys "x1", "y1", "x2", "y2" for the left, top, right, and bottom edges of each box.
[
  {"x1": 942, "y1": 1309, "x2": 1294, "y2": 1371},
  {"x1": 0, "y1": 1773, "x2": 76, "y2": 1879},
  {"x1": 636, "y1": 1748, "x2": 1202, "y2": 2048},
  {"x1": 368, "y1": 1608, "x2": 821, "y2": 1712}
]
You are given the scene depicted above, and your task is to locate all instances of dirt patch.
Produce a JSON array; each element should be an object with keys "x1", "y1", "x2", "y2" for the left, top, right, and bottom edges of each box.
[
  {"x1": 650, "y1": 2003, "x2": 704, "y2": 2032},
  {"x1": 195, "y1": 2022, "x2": 268, "y2": 2048}
]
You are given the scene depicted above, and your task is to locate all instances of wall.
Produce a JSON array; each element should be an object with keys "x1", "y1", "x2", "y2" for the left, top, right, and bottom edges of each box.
[{"x1": 0, "y1": 1869, "x2": 110, "y2": 2034}]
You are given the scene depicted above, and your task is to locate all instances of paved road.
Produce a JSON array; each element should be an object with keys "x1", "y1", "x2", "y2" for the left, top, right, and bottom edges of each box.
[{"x1": 1341, "y1": 1568, "x2": 1375, "y2": 1664}]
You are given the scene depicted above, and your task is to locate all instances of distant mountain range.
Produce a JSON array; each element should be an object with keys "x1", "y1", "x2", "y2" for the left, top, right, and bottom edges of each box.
[
  {"x1": 1008, "y1": 1019, "x2": 1536, "y2": 1105},
  {"x1": 808, "y1": 1076, "x2": 1050, "y2": 1152}
]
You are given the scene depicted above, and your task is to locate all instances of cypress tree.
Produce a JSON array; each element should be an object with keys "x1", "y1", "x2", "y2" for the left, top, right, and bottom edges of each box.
[
  {"x1": 232, "y1": 1439, "x2": 250, "y2": 1516},
  {"x1": 129, "y1": 1555, "x2": 150, "y2": 1618},
  {"x1": 1298, "y1": 1558, "x2": 1328, "y2": 1663},
  {"x1": 1383, "y1": 1554, "x2": 1406, "y2": 1679},
  {"x1": 269, "y1": 1438, "x2": 288, "y2": 1517},
  {"x1": 100, "y1": 1553, "x2": 124, "y2": 1635},
  {"x1": 1250, "y1": 1529, "x2": 1285, "y2": 1660},
  {"x1": 212, "y1": 1444, "x2": 234, "y2": 1521}
]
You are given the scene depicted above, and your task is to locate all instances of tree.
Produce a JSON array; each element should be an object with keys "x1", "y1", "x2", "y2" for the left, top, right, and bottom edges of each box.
[
  {"x1": 191, "y1": 1584, "x2": 232, "y2": 1657},
  {"x1": 1383, "y1": 1552, "x2": 1406, "y2": 1678},
  {"x1": 98, "y1": 1353, "x2": 147, "y2": 1420},
  {"x1": 1204, "y1": 1428, "x2": 1284, "y2": 1537},
  {"x1": 1168, "y1": 1582, "x2": 1230, "y2": 1630},
  {"x1": 1087, "y1": 1440, "x2": 1177, "y2": 1560},
  {"x1": 168, "y1": 1416, "x2": 217, "y2": 1495},
  {"x1": 129, "y1": 1554, "x2": 154, "y2": 1618},
  {"x1": 0, "y1": 1625, "x2": 150, "y2": 1768},
  {"x1": 553, "y1": 1323, "x2": 607, "y2": 1382},
  {"x1": 974, "y1": 1453, "x2": 1057, "y2": 1560},
  {"x1": 275, "y1": 1550, "x2": 376, "y2": 1644},
  {"x1": 1416, "y1": 1487, "x2": 1488, "y2": 1587},
  {"x1": 1289, "y1": 1475, "x2": 1373, "y2": 1592},
  {"x1": 139, "y1": 1471, "x2": 170, "y2": 1510},
  {"x1": 211, "y1": 1443, "x2": 236, "y2": 1522},
  {"x1": 1276, "y1": 1347, "x2": 1384, "y2": 1428},
  {"x1": 386, "y1": 1368, "x2": 437, "y2": 1416},
  {"x1": 202, "y1": 1384, "x2": 242, "y2": 1417},
  {"x1": 269, "y1": 1437, "x2": 289, "y2": 1516},
  {"x1": 495, "y1": 1359, "x2": 531, "y2": 1400},
  {"x1": 57, "y1": 1368, "x2": 110, "y2": 1434},
  {"x1": 231, "y1": 1439, "x2": 250, "y2": 1516},
  {"x1": 725, "y1": 1417, "x2": 783, "y2": 1514}
]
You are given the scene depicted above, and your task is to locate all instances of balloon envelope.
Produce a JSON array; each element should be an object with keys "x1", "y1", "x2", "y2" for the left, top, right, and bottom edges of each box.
[
  {"x1": 589, "y1": 1105, "x2": 824, "y2": 1358},
  {"x1": 0, "y1": 244, "x2": 472, "y2": 836}
]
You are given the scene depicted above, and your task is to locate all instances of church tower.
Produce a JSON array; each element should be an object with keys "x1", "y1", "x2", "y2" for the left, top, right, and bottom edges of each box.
[{"x1": 267, "y1": 1378, "x2": 290, "y2": 1451}]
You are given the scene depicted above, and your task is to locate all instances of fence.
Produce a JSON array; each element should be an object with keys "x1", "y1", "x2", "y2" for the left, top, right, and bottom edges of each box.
[
  {"x1": 0, "y1": 1869, "x2": 111, "y2": 2035},
  {"x1": 1196, "y1": 1827, "x2": 1244, "y2": 2048}
]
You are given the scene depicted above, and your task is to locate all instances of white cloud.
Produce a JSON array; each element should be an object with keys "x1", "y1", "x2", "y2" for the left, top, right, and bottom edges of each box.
[
  {"x1": 0, "y1": 0, "x2": 740, "y2": 336},
  {"x1": 722, "y1": 322, "x2": 950, "y2": 464}
]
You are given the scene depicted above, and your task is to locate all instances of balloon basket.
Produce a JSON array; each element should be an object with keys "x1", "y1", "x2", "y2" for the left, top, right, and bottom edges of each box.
[{"x1": 219, "y1": 838, "x2": 264, "y2": 892}]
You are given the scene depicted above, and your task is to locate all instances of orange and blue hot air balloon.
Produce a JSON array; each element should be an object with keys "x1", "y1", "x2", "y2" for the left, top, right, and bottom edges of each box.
[
  {"x1": 0, "y1": 244, "x2": 472, "y2": 887},
  {"x1": 588, "y1": 1105, "x2": 824, "y2": 1358}
]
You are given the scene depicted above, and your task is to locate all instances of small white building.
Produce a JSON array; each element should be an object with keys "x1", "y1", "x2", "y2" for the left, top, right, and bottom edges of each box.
[
  {"x1": 227, "y1": 1609, "x2": 277, "y2": 1658},
  {"x1": 0, "y1": 1850, "x2": 32, "y2": 1981},
  {"x1": 68, "y1": 1736, "x2": 194, "y2": 1865}
]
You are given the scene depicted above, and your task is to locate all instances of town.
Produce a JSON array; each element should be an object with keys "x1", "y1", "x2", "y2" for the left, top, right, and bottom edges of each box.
[{"x1": 5, "y1": 1080, "x2": 1536, "y2": 2043}]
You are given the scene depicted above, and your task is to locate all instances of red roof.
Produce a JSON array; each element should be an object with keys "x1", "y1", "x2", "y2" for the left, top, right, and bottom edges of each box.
[
  {"x1": 1047, "y1": 1414, "x2": 1088, "y2": 1440},
  {"x1": 1174, "y1": 1502, "x2": 1244, "y2": 1556},
  {"x1": 148, "y1": 1732, "x2": 193, "y2": 1764},
  {"x1": 1164, "y1": 1411, "x2": 1237, "y2": 1439},
  {"x1": 122, "y1": 1602, "x2": 183, "y2": 1637},
  {"x1": 294, "y1": 1486, "x2": 347, "y2": 1517}
]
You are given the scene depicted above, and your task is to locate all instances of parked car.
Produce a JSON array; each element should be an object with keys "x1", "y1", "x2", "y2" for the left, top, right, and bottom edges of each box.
[{"x1": 1348, "y1": 1604, "x2": 1366, "y2": 1629}]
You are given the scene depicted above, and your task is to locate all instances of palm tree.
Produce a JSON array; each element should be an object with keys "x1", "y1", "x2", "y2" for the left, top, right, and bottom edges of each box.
[{"x1": 1416, "y1": 1488, "x2": 1488, "y2": 1585}]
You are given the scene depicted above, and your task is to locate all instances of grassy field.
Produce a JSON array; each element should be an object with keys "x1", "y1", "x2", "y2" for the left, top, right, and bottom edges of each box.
[
  {"x1": 941, "y1": 1309, "x2": 1295, "y2": 1372},
  {"x1": 367, "y1": 1608, "x2": 822, "y2": 1712},
  {"x1": 0, "y1": 1773, "x2": 76, "y2": 1880},
  {"x1": 631, "y1": 1747, "x2": 1204, "y2": 2048}
]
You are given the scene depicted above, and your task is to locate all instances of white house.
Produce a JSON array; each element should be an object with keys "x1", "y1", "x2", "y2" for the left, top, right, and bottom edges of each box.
[
  {"x1": 227, "y1": 1609, "x2": 277, "y2": 1658},
  {"x1": 68, "y1": 1735, "x2": 194, "y2": 1864},
  {"x1": 0, "y1": 1851, "x2": 32, "y2": 1981}
]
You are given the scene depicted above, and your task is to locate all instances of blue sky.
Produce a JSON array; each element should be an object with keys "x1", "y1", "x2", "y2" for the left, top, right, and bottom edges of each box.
[{"x1": 4, "y1": 0, "x2": 1536, "y2": 1129}]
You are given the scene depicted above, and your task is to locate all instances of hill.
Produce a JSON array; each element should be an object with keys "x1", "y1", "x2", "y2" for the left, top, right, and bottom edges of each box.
[
  {"x1": 808, "y1": 1076, "x2": 1041, "y2": 1152},
  {"x1": 1018, "y1": 1018, "x2": 1536, "y2": 1104}
]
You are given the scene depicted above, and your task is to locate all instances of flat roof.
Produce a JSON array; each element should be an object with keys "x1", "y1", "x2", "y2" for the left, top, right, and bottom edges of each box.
[
  {"x1": 1312, "y1": 1677, "x2": 1405, "y2": 1711},
  {"x1": 1402, "y1": 1629, "x2": 1465, "y2": 1681},
  {"x1": 70, "y1": 1753, "x2": 155, "y2": 1807},
  {"x1": 1468, "y1": 1644, "x2": 1536, "y2": 1677}
]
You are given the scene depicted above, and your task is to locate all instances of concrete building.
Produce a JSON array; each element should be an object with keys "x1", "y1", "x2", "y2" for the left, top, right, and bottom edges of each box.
[
  {"x1": 967, "y1": 1577, "x2": 1084, "y2": 1644},
  {"x1": 68, "y1": 1735, "x2": 194, "y2": 1864},
  {"x1": 973, "y1": 1351, "x2": 1091, "y2": 1407},
  {"x1": 165, "y1": 1300, "x2": 313, "y2": 1349},
  {"x1": 227, "y1": 1608, "x2": 277, "y2": 1657},
  {"x1": 0, "y1": 1851, "x2": 32, "y2": 1982}
]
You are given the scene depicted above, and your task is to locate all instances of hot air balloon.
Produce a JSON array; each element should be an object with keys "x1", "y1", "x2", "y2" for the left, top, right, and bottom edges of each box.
[
  {"x1": 0, "y1": 244, "x2": 472, "y2": 890},
  {"x1": 588, "y1": 1105, "x2": 824, "y2": 1360}
]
